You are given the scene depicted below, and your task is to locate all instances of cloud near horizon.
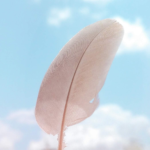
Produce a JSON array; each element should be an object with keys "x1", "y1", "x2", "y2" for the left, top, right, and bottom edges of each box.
[
  {"x1": 0, "y1": 120, "x2": 21, "y2": 150},
  {"x1": 27, "y1": 104, "x2": 150, "y2": 150},
  {"x1": 7, "y1": 109, "x2": 36, "y2": 125}
]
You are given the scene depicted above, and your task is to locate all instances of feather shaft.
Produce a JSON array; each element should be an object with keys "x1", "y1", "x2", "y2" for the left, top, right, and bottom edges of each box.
[
  {"x1": 35, "y1": 19, "x2": 124, "y2": 150},
  {"x1": 57, "y1": 23, "x2": 115, "y2": 150}
]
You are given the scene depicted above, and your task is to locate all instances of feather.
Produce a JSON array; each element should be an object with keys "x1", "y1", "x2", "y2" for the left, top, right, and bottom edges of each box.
[{"x1": 35, "y1": 19, "x2": 124, "y2": 150}]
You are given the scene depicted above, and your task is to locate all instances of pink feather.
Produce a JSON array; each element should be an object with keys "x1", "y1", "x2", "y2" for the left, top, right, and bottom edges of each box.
[{"x1": 35, "y1": 19, "x2": 124, "y2": 150}]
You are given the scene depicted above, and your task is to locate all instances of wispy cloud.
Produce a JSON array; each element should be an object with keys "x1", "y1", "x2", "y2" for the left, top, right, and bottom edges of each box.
[
  {"x1": 32, "y1": 0, "x2": 41, "y2": 4},
  {"x1": 79, "y1": 7, "x2": 107, "y2": 20},
  {"x1": 79, "y1": 7, "x2": 90, "y2": 15},
  {"x1": 0, "y1": 121, "x2": 21, "y2": 150},
  {"x1": 47, "y1": 8, "x2": 71, "y2": 26},
  {"x1": 115, "y1": 17, "x2": 149, "y2": 54},
  {"x1": 83, "y1": 0, "x2": 113, "y2": 5},
  {"x1": 27, "y1": 104, "x2": 150, "y2": 150},
  {"x1": 28, "y1": 133, "x2": 58, "y2": 150},
  {"x1": 7, "y1": 109, "x2": 36, "y2": 125}
]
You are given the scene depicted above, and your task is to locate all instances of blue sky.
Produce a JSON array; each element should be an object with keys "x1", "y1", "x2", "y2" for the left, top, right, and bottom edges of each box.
[{"x1": 0, "y1": 0, "x2": 150, "y2": 150}]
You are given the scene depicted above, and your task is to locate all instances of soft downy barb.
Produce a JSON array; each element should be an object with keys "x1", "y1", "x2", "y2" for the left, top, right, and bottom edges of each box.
[{"x1": 35, "y1": 19, "x2": 124, "y2": 150}]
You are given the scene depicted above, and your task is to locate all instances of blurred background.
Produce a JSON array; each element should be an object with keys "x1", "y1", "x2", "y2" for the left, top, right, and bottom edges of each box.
[{"x1": 0, "y1": 0, "x2": 150, "y2": 150}]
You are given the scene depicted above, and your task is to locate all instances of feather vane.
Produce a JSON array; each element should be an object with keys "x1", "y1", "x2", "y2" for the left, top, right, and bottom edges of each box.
[{"x1": 35, "y1": 19, "x2": 124, "y2": 150}]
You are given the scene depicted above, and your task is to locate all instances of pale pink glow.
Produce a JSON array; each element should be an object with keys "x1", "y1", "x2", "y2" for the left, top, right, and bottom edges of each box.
[{"x1": 35, "y1": 19, "x2": 124, "y2": 150}]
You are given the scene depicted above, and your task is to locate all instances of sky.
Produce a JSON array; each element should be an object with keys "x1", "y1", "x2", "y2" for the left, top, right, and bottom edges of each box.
[{"x1": 0, "y1": 0, "x2": 150, "y2": 150}]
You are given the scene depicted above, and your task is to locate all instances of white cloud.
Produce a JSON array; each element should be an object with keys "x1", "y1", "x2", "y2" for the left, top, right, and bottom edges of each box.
[
  {"x1": 83, "y1": 0, "x2": 113, "y2": 4},
  {"x1": 114, "y1": 17, "x2": 150, "y2": 54},
  {"x1": 91, "y1": 13, "x2": 103, "y2": 20},
  {"x1": 33, "y1": 0, "x2": 40, "y2": 3},
  {"x1": 0, "y1": 121, "x2": 21, "y2": 150},
  {"x1": 7, "y1": 109, "x2": 36, "y2": 125},
  {"x1": 28, "y1": 132, "x2": 58, "y2": 150},
  {"x1": 47, "y1": 8, "x2": 71, "y2": 26},
  {"x1": 28, "y1": 104, "x2": 150, "y2": 150},
  {"x1": 148, "y1": 128, "x2": 150, "y2": 135},
  {"x1": 79, "y1": 7, "x2": 90, "y2": 15},
  {"x1": 79, "y1": 7, "x2": 107, "y2": 20}
]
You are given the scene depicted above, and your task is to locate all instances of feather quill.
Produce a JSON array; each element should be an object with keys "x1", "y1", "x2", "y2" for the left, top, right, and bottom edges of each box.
[{"x1": 35, "y1": 19, "x2": 124, "y2": 150}]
